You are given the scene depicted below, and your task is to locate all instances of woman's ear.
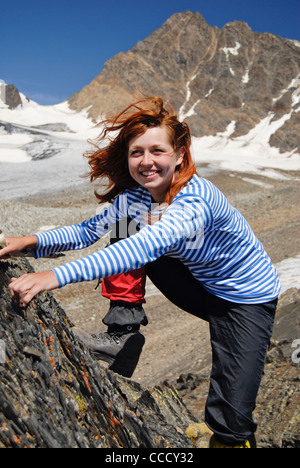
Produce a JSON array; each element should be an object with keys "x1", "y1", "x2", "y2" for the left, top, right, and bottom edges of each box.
[{"x1": 175, "y1": 148, "x2": 185, "y2": 167}]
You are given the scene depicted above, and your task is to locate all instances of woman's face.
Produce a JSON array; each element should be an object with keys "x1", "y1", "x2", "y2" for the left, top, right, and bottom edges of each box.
[{"x1": 128, "y1": 126, "x2": 183, "y2": 203}]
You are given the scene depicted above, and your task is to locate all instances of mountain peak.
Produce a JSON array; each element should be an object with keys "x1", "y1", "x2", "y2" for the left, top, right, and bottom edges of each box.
[
  {"x1": 68, "y1": 11, "x2": 300, "y2": 155},
  {"x1": 0, "y1": 82, "x2": 23, "y2": 109}
]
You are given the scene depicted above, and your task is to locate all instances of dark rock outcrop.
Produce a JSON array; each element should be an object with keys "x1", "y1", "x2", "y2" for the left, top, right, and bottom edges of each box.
[
  {"x1": 3, "y1": 84, "x2": 22, "y2": 110},
  {"x1": 0, "y1": 258, "x2": 196, "y2": 448}
]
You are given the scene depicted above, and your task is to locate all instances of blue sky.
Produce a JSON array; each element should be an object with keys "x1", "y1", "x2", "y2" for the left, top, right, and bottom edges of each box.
[{"x1": 1, "y1": 0, "x2": 299, "y2": 105}]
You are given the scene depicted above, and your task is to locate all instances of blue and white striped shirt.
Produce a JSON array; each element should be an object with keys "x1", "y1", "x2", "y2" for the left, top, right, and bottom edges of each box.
[{"x1": 35, "y1": 175, "x2": 281, "y2": 304}]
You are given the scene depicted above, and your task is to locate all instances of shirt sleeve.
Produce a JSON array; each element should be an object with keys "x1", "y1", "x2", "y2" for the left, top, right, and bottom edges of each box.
[
  {"x1": 52, "y1": 196, "x2": 212, "y2": 287},
  {"x1": 33, "y1": 195, "x2": 127, "y2": 259}
]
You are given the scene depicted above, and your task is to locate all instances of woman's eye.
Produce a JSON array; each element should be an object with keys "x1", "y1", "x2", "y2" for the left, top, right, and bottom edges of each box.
[{"x1": 130, "y1": 150, "x2": 142, "y2": 157}]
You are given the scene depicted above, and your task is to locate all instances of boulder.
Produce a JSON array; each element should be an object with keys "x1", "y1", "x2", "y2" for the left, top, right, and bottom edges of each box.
[{"x1": 0, "y1": 258, "x2": 196, "y2": 448}]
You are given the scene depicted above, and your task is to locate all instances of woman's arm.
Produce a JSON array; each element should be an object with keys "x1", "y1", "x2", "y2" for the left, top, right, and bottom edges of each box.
[
  {"x1": 34, "y1": 197, "x2": 126, "y2": 258},
  {"x1": 5, "y1": 195, "x2": 129, "y2": 306}
]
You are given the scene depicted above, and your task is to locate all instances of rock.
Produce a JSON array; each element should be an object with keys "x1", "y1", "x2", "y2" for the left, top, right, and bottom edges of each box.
[
  {"x1": 255, "y1": 343, "x2": 300, "y2": 448},
  {"x1": 4, "y1": 84, "x2": 22, "y2": 110},
  {"x1": 185, "y1": 423, "x2": 213, "y2": 449},
  {"x1": 0, "y1": 258, "x2": 197, "y2": 448},
  {"x1": 269, "y1": 111, "x2": 300, "y2": 154}
]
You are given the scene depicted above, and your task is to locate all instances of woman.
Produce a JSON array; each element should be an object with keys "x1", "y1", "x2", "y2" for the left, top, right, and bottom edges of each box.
[{"x1": 1, "y1": 97, "x2": 280, "y2": 448}]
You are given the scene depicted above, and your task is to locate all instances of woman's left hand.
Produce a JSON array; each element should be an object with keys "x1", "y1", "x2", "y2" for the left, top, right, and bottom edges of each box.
[{"x1": 9, "y1": 271, "x2": 60, "y2": 307}]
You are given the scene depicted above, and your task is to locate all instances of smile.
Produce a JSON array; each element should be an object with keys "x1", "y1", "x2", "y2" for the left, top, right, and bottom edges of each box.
[{"x1": 140, "y1": 170, "x2": 160, "y2": 177}]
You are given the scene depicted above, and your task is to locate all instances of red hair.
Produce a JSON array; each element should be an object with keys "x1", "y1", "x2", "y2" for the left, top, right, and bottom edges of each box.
[{"x1": 85, "y1": 97, "x2": 196, "y2": 205}]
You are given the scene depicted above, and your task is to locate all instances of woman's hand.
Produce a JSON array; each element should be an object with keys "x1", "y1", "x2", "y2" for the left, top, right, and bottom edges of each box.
[
  {"x1": 9, "y1": 271, "x2": 60, "y2": 307},
  {"x1": 0, "y1": 236, "x2": 38, "y2": 259}
]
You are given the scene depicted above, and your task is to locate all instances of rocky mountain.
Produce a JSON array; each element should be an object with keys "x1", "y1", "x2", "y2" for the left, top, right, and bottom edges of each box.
[
  {"x1": 0, "y1": 82, "x2": 94, "y2": 164},
  {"x1": 68, "y1": 11, "x2": 300, "y2": 155}
]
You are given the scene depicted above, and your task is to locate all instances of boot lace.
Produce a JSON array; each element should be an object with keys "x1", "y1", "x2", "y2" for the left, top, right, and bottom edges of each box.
[{"x1": 91, "y1": 332, "x2": 120, "y2": 345}]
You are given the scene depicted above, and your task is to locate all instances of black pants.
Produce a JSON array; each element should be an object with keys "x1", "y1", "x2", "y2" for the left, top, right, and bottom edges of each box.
[
  {"x1": 148, "y1": 255, "x2": 276, "y2": 445},
  {"x1": 105, "y1": 220, "x2": 277, "y2": 444}
]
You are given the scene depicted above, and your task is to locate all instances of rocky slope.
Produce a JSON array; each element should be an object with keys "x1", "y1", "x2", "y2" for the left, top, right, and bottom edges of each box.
[
  {"x1": 69, "y1": 11, "x2": 300, "y2": 154},
  {"x1": 0, "y1": 258, "x2": 198, "y2": 448}
]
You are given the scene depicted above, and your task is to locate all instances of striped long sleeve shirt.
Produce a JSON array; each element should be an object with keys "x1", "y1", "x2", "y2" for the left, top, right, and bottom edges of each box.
[{"x1": 34, "y1": 175, "x2": 281, "y2": 304}]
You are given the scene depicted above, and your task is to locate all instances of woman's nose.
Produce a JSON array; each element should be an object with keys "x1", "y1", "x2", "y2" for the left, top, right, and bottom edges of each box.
[{"x1": 141, "y1": 151, "x2": 153, "y2": 166}]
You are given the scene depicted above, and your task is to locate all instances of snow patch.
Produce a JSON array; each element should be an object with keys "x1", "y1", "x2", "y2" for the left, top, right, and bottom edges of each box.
[
  {"x1": 179, "y1": 74, "x2": 200, "y2": 121},
  {"x1": 192, "y1": 112, "x2": 300, "y2": 177},
  {"x1": 276, "y1": 254, "x2": 300, "y2": 293},
  {"x1": 241, "y1": 177, "x2": 274, "y2": 189},
  {"x1": 222, "y1": 42, "x2": 241, "y2": 76},
  {"x1": 0, "y1": 148, "x2": 31, "y2": 163},
  {"x1": 222, "y1": 42, "x2": 241, "y2": 56},
  {"x1": 0, "y1": 134, "x2": 33, "y2": 163},
  {"x1": 242, "y1": 69, "x2": 249, "y2": 84},
  {"x1": 291, "y1": 40, "x2": 300, "y2": 48},
  {"x1": 205, "y1": 88, "x2": 214, "y2": 98}
]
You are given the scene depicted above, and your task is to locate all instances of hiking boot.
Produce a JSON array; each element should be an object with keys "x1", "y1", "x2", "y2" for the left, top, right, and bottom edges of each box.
[
  {"x1": 72, "y1": 325, "x2": 145, "y2": 378},
  {"x1": 209, "y1": 434, "x2": 256, "y2": 448}
]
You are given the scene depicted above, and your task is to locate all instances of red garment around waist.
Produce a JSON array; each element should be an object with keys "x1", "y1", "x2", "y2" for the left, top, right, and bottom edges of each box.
[{"x1": 101, "y1": 267, "x2": 146, "y2": 303}]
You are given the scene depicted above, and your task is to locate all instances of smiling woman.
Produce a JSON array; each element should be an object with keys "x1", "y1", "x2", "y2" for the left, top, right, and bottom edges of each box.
[{"x1": 3, "y1": 95, "x2": 280, "y2": 448}]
